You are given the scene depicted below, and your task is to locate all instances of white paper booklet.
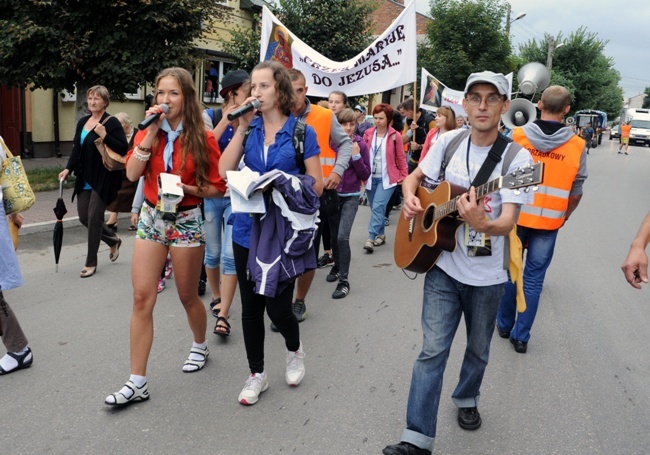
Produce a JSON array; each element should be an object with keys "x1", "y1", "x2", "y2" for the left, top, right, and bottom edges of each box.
[{"x1": 226, "y1": 168, "x2": 284, "y2": 213}]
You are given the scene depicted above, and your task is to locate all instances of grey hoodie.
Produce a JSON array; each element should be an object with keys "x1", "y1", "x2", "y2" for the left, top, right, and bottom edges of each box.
[{"x1": 521, "y1": 120, "x2": 588, "y2": 196}]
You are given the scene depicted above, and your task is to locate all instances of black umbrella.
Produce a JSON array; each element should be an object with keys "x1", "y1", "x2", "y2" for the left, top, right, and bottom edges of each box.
[{"x1": 53, "y1": 178, "x2": 67, "y2": 272}]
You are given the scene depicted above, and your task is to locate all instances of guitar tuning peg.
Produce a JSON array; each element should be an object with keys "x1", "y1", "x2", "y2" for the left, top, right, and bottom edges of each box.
[
  {"x1": 532, "y1": 185, "x2": 539, "y2": 192},
  {"x1": 513, "y1": 190, "x2": 521, "y2": 196},
  {"x1": 523, "y1": 187, "x2": 530, "y2": 193}
]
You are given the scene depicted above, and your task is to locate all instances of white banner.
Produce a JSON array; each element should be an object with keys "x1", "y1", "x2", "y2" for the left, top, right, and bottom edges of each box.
[
  {"x1": 259, "y1": 2, "x2": 417, "y2": 98},
  {"x1": 419, "y1": 68, "x2": 514, "y2": 118}
]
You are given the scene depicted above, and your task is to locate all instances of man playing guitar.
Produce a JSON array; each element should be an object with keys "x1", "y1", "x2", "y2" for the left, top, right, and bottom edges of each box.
[{"x1": 384, "y1": 72, "x2": 534, "y2": 455}]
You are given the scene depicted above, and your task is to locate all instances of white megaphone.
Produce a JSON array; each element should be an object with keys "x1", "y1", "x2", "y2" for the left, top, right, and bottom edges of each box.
[
  {"x1": 517, "y1": 62, "x2": 551, "y2": 95},
  {"x1": 566, "y1": 117, "x2": 575, "y2": 125},
  {"x1": 502, "y1": 98, "x2": 537, "y2": 129}
]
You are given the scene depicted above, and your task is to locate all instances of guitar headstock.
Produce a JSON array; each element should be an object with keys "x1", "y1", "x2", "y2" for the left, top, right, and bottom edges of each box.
[{"x1": 502, "y1": 162, "x2": 544, "y2": 191}]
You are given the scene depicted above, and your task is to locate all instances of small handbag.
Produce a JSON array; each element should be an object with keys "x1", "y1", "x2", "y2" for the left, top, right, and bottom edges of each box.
[
  {"x1": 0, "y1": 136, "x2": 36, "y2": 215},
  {"x1": 94, "y1": 117, "x2": 126, "y2": 171},
  {"x1": 319, "y1": 189, "x2": 340, "y2": 218}
]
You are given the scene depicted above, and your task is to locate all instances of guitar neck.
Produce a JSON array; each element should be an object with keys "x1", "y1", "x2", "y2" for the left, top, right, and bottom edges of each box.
[{"x1": 434, "y1": 177, "x2": 502, "y2": 221}]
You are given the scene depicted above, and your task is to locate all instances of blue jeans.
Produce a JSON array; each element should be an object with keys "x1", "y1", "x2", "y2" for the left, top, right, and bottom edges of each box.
[
  {"x1": 203, "y1": 197, "x2": 235, "y2": 275},
  {"x1": 497, "y1": 226, "x2": 559, "y2": 343},
  {"x1": 366, "y1": 177, "x2": 394, "y2": 239},
  {"x1": 402, "y1": 266, "x2": 504, "y2": 452}
]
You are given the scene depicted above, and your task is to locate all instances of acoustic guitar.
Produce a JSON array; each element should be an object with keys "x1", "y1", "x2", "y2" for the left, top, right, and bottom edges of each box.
[{"x1": 394, "y1": 163, "x2": 544, "y2": 273}]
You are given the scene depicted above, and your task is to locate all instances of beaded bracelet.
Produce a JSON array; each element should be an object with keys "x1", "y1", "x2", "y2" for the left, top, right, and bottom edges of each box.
[{"x1": 133, "y1": 147, "x2": 151, "y2": 162}]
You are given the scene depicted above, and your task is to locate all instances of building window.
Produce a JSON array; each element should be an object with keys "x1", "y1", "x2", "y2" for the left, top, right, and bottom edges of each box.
[{"x1": 203, "y1": 58, "x2": 237, "y2": 105}]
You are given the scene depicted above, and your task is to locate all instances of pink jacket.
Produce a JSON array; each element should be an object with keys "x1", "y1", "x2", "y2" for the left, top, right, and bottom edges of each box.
[{"x1": 363, "y1": 126, "x2": 408, "y2": 184}]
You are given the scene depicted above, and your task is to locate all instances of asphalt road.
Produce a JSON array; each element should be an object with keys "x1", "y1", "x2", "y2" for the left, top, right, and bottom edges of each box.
[{"x1": 2, "y1": 136, "x2": 650, "y2": 455}]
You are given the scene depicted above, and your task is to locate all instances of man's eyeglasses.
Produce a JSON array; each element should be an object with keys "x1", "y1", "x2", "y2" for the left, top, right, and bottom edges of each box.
[{"x1": 465, "y1": 94, "x2": 504, "y2": 107}]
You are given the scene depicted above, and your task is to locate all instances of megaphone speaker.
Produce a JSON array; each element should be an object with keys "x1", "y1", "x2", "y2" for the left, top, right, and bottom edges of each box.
[
  {"x1": 517, "y1": 62, "x2": 551, "y2": 95},
  {"x1": 502, "y1": 98, "x2": 537, "y2": 129},
  {"x1": 566, "y1": 117, "x2": 575, "y2": 125}
]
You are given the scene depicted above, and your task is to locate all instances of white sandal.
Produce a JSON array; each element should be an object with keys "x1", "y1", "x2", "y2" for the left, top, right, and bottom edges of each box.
[
  {"x1": 182, "y1": 346, "x2": 209, "y2": 373},
  {"x1": 105, "y1": 380, "x2": 149, "y2": 406}
]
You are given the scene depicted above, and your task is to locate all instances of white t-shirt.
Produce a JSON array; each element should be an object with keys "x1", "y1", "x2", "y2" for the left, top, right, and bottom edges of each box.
[{"x1": 418, "y1": 129, "x2": 534, "y2": 286}]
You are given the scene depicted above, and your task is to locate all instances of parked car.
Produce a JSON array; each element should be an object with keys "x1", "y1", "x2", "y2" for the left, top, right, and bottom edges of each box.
[{"x1": 609, "y1": 125, "x2": 620, "y2": 140}]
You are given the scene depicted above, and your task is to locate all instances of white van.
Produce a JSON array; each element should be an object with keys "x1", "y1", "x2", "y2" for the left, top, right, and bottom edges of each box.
[{"x1": 621, "y1": 108, "x2": 650, "y2": 146}]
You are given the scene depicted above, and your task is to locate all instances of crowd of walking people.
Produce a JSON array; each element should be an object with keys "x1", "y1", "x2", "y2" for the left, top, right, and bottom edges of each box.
[{"x1": 5, "y1": 62, "x2": 648, "y2": 455}]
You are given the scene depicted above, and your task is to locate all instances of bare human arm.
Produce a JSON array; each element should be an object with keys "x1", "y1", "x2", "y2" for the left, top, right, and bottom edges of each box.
[{"x1": 622, "y1": 210, "x2": 650, "y2": 288}]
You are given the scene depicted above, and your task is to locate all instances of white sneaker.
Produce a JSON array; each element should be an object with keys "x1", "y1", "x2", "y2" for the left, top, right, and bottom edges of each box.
[
  {"x1": 286, "y1": 343, "x2": 306, "y2": 386},
  {"x1": 238, "y1": 372, "x2": 269, "y2": 405}
]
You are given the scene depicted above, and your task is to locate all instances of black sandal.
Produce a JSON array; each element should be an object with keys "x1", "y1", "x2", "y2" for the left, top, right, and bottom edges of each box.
[
  {"x1": 0, "y1": 347, "x2": 33, "y2": 375},
  {"x1": 213, "y1": 316, "x2": 231, "y2": 337},
  {"x1": 209, "y1": 298, "x2": 221, "y2": 318}
]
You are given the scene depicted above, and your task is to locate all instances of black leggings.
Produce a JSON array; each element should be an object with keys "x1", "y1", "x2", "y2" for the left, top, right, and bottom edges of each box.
[{"x1": 233, "y1": 242, "x2": 300, "y2": 374}]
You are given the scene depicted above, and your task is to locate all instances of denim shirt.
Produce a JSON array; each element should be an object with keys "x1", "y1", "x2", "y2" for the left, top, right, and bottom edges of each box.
[{"x1": 232, "y1": 114, "x2": 320, "y2": 248}]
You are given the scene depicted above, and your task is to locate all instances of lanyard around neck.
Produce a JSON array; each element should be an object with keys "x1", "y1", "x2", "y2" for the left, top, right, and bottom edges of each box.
[{"x1": 372, "y1": 130, "x2": 386, "y2": 157}]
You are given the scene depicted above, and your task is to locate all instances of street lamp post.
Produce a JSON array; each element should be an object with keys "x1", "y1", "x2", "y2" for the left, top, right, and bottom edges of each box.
[{"x1": 505, "y1": 3, "x2": 526, "y2": 36}]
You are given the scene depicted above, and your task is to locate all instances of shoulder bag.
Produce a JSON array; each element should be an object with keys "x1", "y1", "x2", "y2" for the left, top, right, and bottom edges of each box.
[
  {"x1": 94, "y1": 117, "x2": 126, "y2": 171},
  {"x1": 0, "y1": 136, "x2": 35, "y2": 215}
]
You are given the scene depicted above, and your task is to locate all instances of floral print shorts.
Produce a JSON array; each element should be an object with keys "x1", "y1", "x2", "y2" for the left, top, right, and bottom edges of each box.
[{"x1": 137, "y1": 204, "x2": 205, "y2": 247}]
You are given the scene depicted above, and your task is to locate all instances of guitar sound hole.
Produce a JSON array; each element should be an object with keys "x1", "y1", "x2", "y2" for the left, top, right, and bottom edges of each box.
[{"x1": 422, "y1": 206, "x2": 435, "y2": 230}]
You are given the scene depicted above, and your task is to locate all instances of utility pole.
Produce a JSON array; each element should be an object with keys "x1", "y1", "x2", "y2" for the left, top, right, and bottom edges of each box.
[{"x1": 546, "y1": 36, "x2": 555, "y2": 71}]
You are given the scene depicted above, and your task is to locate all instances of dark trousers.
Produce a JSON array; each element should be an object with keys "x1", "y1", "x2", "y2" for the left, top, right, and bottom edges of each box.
[
  {"x1": 0, "y1": 291, "x2": 28, "y2": 352},
  {"x1": 332, "y1": 196, "x2": 360, "y2": 282},
  {"x1": 233, "y1": 242, "x2": 300, "y2": 374},
  {"x1": 76, "y1": 189, "x2": 120, "y2": 267}
]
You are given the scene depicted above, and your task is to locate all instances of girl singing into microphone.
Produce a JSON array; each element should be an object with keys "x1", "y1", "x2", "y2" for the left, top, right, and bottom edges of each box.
[
  {"x1": 219, "y1": 61, "x2": 322, "y2": 405},
  {"x1": 104, "y1": 67, "x2": 226, "y2": 406}
]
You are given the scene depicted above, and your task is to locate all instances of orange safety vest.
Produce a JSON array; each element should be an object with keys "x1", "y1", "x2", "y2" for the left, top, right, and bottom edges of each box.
[
  {"x1": 305, "y1": 104, "x2": 336, "y2": 179},
  {"x1": 514, "y1": 128, "x2": 584, "y2": 230}
]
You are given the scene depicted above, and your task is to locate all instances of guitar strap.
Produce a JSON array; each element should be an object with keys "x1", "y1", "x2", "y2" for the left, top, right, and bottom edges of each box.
[{"x1": 471, "y1": 134, "x2": 509, "y2": 187}]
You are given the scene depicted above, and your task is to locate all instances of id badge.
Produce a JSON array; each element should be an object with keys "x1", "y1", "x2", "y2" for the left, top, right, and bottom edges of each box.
[{"x1": 464, "y1": 222, "x2": 492, "y2": 257}]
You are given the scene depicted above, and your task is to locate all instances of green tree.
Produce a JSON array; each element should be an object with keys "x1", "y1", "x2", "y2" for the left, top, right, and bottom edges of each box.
[
  {"x1": 642, "y1": 87, "x2": 650, "y2": 108},
  {"x1": 0, "y1": 0, "x2": 229, "y2": 112},
  {"x1": 223, "y1": 19, "x2": 263, "y2": 73},
  {"x1": 224, "y1": 0, "x2": 376, "y2": 72},
  {"x1": 518, "y1": 27, "x2": 623, "y2": 118},
  {"x1": 419, "y1": 0, "x2": 515, "y2": 90},
  {"x1": 275, "y1": 0, "x2": 376, "y2": 62}
]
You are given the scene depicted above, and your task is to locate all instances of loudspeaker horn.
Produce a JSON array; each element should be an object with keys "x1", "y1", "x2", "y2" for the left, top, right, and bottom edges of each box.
[
  {"x1": 566, "y1": 117, "x2": 575, "y2": 125},
  {"x1": 502, "y1": 98, "x2": 537, "y2": 129},
  {"x1": 517, "y1": 62, "x2": 551, "y2": 95}
]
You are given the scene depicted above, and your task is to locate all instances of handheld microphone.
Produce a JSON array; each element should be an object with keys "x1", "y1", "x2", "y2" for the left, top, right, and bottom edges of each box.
[
  {"x1": 227, "y1": 99, "x2": 260, "y2": 121},
  {"x1": 138, "y1": 104, "x2": 169, "y2": 130}
]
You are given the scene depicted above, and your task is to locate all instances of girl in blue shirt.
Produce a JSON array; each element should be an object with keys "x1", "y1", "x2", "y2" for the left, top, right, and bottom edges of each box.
[{"x1": 219, "y1": 61, "x2": 322, "y2": 406}]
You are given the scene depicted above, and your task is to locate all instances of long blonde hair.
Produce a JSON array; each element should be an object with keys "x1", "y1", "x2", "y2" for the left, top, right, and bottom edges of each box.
[{"x1": 153, "y1": 67, "x2": 210, "y2": 187}]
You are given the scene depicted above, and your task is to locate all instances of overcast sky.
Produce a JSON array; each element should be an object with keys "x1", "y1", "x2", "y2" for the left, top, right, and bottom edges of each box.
[{"x1": 414, "y1": 0, "x2": 648, "y2": 101}]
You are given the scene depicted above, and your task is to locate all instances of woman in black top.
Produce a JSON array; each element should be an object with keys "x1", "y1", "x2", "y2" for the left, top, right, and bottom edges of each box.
[{"x1": 58, "y1": 85, "x2": 128, "y2": 278}]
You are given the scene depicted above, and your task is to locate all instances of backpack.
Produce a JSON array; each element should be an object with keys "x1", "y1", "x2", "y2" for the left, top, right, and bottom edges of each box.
[
  {"x1": 205, "y1": 108, "x2": 223, "y2": 129},
  {"x1": 440, "y1": 129, "x2": 522, "y2": 181},
  {"x1": 242, "y1": 117, "x2": 306, "y2": 174}
]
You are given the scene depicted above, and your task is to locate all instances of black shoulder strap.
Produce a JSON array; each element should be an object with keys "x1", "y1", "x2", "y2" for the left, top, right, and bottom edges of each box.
[
  {"x1": 293, "y1": 118, "x2": 306, "y2": 174},
  {"x1": 471, "y1": 134, "x2": 510, "y2": 187}
]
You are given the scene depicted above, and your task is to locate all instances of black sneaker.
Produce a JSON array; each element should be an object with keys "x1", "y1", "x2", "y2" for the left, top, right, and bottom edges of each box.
[
  {"x1": 332, "y1": 281, "x2": 350, "y2": 299},
  {"x1": 326, "y1": 265, "x2": 339, "y2": 283},
  {"x1": 317, "y1": 252, "x2": 334, "y2": 268},
  {"x1": 198, "y1": 279, "x2": 207, "y2": 296},
  {"x1": 457, "y1": 407, "x2": 482, "y2": 430},
  {"x1": 293, "y1": 299, "x2": 306, "y2": 322},
  {"x1": 383, "y1": 442, "x2": 431, "y2": 455}
]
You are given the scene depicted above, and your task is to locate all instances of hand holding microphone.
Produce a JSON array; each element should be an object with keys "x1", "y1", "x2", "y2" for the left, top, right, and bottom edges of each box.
[
  {"x1": 227, "y1": 99, "x2": 260, "y2": 122},
  {"x1": 138, "y1": 104, "x2": 169, "y2": 130}
]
